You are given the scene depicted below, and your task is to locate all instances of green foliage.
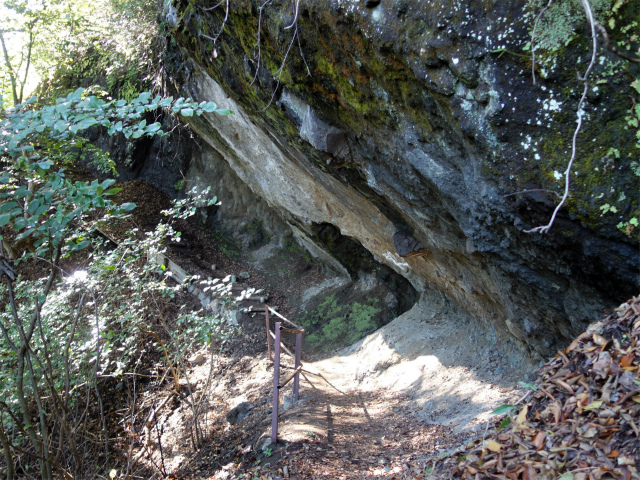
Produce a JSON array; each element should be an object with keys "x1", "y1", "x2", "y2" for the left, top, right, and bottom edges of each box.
[
  {"x1": 0, "y1": 191, "x2": 238, "y2": 475},
  {"x1": 1, "y1": 87, "x2": 231, "y2": 154},
  {"x1": 617, "y1": 213, "x2": 639, "y2": 235},
  {"x1": 518, "y1": 381, "x2": 539, "y2": 391},
  {"x1": 0, "y1": 0, "x2": 166, "y2": 103},
  {"x1": 490, "y1": 404, "x2": 516, "y2": 430},
  {"x1": 528, "y1": 0, "x2": 614, "y2": 54},
  {"x1": 490, "y1": 404, "x2": 517, "y2": 416},
  {"x1": 49, "y1": 36, "x2": 150, "y2": 101},
  {"x1": 599, "y1": 203, "x2": 618, "y2": 214},
  {"x1": 0, "y1": 88, "x2": 233, "y2": 477},
  {"x1": 211, "y1": 230, "x2": 240, "y2": 260},
  {"x1": 625, "y1": 79, "x2": 640, "y2": 150},
  {"x1": 0, "y1": 88, "x2": 231, "y2": 258},
  {"x1": 0, "y1": 187, "x2": 235, "y2": 471},
  {"x1": 299, "y1": 294, "x2": 381, "y2": 351},
  {"x1": 0, "y1": 0, "x2": 46, "y2": 105}
]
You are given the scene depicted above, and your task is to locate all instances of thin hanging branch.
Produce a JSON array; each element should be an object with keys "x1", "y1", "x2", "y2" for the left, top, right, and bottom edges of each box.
[
  {"x1": 250, "y1": 0, "x2": 275, "y2": 87},
  {"x1": 284, "y1": 0, "x2": 300, "y2": 30},
  {"x1": 526, "y1": 0, "x2": 598, "y2": 234},
  {"x1": 198, "y1": 0, "x2": 229, "y2": 57},
  {"x1": 200, "y1": 0, "x2": 225, "y2": 11},
  {"x1": 260, "y1": 24, "x2": 299, "y2": 111},
  {"x1": 297, "y1": 26, "x2": 311, "y2": 77},
  {"x1": 251, "y1": 0, "x2": 310, "y2": 99}
]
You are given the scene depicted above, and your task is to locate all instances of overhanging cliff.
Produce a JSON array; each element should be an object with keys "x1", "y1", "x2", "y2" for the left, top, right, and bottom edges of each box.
[{"x1": 161, "y1": 0, "x2": 639, "y2": 361}]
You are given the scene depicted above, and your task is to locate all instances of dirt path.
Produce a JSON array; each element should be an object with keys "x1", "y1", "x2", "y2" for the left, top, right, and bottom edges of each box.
[
  {"x1": 245, "y1": 294, "x2": 529, "y2": 479},
  {"x1": 311, "y1": 292, "x2": 529, "y2": 431},
  {"x1": 122, "y1": 286, "x2": 528, "y2": 480},
  {"x1": 269, "y1": 363, "x2": 459, "y2": 479}
]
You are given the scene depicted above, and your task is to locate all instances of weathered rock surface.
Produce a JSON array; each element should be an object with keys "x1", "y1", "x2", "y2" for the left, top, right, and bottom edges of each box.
[
  {"x1": 393, "y1": 230, "x2": 427, "y2": 258},
  {"x1": 159, "y1": 0, "x2": 638, "y2": 362},
  {"x1": 226, "y1": 401, "x2": 254, "y2": 424}
]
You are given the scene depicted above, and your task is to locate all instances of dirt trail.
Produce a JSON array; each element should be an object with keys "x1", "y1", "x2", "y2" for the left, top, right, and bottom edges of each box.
[
  {"x1": 271, "y1": 363, "x2": 457, "y2": 479},
  {"x1": 126, "y1": 268, "x2": 528, "y2": 480},
  {"x1": 256, "y1": 292, "x2": 529, "y2": 479}
]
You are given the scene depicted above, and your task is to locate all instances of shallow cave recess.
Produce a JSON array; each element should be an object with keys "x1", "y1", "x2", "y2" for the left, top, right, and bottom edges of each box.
[
  {"x1": 311, "y1": 222, "x2": 418, "y2": 315},
  {"x1": 283, "y1": 222, "x2": 419, "y2": 354}
]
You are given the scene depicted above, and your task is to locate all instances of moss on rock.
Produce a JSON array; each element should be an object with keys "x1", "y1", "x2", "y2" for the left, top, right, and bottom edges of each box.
[{"x1": 298, "y1": 293, "x2": 382, "y2": 352}]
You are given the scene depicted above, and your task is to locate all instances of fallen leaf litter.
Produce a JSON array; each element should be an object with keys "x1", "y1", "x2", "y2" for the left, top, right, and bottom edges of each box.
[{"x1": 447, "y1": 296, "x2": 640, "y2": 480}]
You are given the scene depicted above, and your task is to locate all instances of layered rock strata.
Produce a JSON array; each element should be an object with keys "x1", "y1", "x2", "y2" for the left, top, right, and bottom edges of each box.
[{"x1": 159, "y1": 0, "x2": 639, "y2": 361}]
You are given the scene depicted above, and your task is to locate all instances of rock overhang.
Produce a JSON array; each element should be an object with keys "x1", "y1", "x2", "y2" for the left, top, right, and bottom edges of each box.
[{"x1": 164, "y1": 0, "x2": 640, "y2": 362}]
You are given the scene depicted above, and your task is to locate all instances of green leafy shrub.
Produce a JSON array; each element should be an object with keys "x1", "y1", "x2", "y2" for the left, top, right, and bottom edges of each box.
[{"x1": 0, "y1": 88, "x2": 233, "y2": 478}]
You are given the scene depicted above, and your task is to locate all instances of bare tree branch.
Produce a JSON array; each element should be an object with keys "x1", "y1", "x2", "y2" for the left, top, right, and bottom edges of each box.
[
  {"x1": 504, "y1": 188, "x2": 563, "y2": 199},
  {"x1": 250, "y1": 0, "x2": 275, "y2": 87}
]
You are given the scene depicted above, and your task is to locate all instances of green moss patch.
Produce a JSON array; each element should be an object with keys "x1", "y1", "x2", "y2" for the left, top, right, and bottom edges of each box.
[{"x1": 298, "y1": 293, "x2": 383, "y2": 352}]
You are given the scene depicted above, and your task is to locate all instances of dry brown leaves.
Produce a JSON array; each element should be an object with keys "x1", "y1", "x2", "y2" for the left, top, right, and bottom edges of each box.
[{"x1": 453, "y1": 296, "x2": 640, "y2": 480}]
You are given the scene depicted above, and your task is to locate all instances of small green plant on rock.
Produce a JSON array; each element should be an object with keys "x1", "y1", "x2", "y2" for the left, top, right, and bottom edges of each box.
[{"x1": 625, "y1": 79, "x2": 640, "y2": 150}]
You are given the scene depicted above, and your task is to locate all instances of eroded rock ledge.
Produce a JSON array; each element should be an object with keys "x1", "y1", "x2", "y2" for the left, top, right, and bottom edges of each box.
[{"x1": 161, "y1": 0, "x2": 639, "y2": 362}]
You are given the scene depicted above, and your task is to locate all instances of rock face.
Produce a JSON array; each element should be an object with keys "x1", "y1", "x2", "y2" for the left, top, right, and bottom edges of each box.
[
  {"x1": 161, "y1": 0, "x2": 639, "y2": 361},
  {"x1": 393, "y1": 230, "x2": 427, "y2": 258}
]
